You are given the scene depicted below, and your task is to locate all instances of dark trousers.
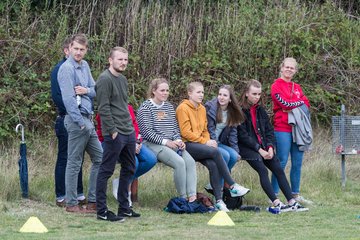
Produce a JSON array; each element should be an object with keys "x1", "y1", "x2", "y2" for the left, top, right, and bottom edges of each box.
[
  {"x1": 246, "y1": 155, "x2": 292, "y2": 202},
  {"x1": 185, "y1": 142, "x2": 235, "y2": 201},
  {"x1": 54, "y1": 115, "x2": 83, "y2": 199},
  {"x1": 96, "y1": 132, "x2": 136, "y2": 214}
]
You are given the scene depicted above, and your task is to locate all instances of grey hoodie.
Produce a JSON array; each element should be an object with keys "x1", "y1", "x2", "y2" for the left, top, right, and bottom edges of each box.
[{"x1": 288, "y1": 105, "x2": 312, "y2": 151}]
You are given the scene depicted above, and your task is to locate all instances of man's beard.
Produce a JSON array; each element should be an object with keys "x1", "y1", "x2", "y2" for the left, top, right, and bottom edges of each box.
[{"x1": 114, "y1": 66, "x2": 126, "y2": 73}]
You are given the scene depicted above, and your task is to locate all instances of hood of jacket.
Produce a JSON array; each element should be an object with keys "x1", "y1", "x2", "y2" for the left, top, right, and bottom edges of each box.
[
  {"x1": 205, "y1": 97, "x2": 218, "y2": 120},
  {"x1": 179, "y1": 99, "x2": 204, "y2": 110}
]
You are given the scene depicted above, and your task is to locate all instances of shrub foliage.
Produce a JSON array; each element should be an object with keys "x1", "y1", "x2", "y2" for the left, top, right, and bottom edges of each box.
[{"x1": 1, "y1": 0, "x2": 360, "y2": 140}]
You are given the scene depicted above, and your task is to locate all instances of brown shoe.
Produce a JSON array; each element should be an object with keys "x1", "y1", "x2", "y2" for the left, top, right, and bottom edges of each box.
[
  {"x1": 78, "y1": 198, "x2": 88, "y2": 207},
  {"x1": 86, "y1": 202, "x2": 97, "y2": 211},
  {"x1": 56, "y1": 200, "x2": 66, "y2": 208},
  {"x1": 66, "y1": 205, "x2": 95, "y2": 214}
]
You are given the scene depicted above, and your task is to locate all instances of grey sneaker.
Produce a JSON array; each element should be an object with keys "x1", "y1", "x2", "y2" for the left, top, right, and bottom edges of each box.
[
  {"x1": 294, "y1": 195, "x2": 314, "y2": 205},
  {"x1": 215, "y1": 200, "x2": 230, "y2": 212}
]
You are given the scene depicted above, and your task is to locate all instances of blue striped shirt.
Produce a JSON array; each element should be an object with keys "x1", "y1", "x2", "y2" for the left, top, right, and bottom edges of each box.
[{"x1": 137, "y1": 99, "x2": 181, "y2": 145}]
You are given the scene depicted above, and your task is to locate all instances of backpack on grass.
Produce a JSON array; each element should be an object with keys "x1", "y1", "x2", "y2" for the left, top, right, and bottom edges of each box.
[{"x1": 222, "y1": 187, "x2": 243, "y2": 210}]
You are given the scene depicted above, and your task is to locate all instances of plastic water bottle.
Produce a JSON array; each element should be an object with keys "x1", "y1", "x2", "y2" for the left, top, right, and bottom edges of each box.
[
  {"x1": 76, "y1": 95, "x2": 81, "y2": 106},
  {"x1": 266, "y1": 206, "x2": 281, "y2": 214},
  {"x1": 136, "y1": 134, "x2": 142, "y2": 144},
  {"x1": 75, "y1": 84, "x2": 81, "y2": 106},
  {"x1": 177, "y1": 148, "x2": 182, "y2": 156}
]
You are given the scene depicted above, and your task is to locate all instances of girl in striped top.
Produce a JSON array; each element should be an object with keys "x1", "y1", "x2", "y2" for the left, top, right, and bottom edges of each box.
[{"x1": 137, "y1": 78, "x2": 197, "y2": 202}]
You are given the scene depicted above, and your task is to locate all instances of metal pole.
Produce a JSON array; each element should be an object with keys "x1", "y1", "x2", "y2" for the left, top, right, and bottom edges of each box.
[
  {"x1": 341, "y1": 154, "x2": 346, "y2": 188},
  {"x1": 340, "y1": 104, "x2": 346, "y2": 188}
]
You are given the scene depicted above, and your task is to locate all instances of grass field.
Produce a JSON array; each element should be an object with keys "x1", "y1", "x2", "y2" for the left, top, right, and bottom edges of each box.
[{"x1": 1, "y1": 129, "x2": 360, "y2": 240}]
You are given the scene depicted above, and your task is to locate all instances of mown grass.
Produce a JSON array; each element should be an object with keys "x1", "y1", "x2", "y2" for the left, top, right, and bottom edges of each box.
[{"x1": 1, "y1": 129, "x2": 360, "y2": 239}]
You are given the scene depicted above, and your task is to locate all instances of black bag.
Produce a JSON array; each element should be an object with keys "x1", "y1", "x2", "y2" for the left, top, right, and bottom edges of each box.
[
  {"x1": 223, "y1": 187, "x2": 261, "y2": 212},
  {"x1": 222, "y1": 187, "x2": 243, "y2": 210}
]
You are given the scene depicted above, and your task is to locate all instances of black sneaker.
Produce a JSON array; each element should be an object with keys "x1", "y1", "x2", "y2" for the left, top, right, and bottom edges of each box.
[
  {"x1": 291, "y1": 202, "x2": 309, "y2": 212},
  {"x1": 97, "y1": 210, "x2": 125, "y2": 222},
  {"x1": 118, "y1": 209, "x2": 141, "y2": 218},
  {"x1": 204, "y1": 185, "x2": 214, "y2": 196}
]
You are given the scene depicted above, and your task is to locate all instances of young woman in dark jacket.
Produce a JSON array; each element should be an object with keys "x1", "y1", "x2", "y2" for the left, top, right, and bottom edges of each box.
[
  {"x1": 237, "y1": 79, "x2": 307, "y2": 212},
  {"x1": 205, "y1": 85, "x2": 244, "y2": 175}
]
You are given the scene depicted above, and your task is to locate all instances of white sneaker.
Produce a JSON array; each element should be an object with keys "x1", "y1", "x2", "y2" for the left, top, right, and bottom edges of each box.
[
  {"x1": 112, "y1": 178, "x2": 119, "y2": 200},
  {"x1": 215, "y1": 200, "x2": 230, "y2": 212},
  {"x1": 230, "y1": 183, "x2": 250, "y2": 197}
]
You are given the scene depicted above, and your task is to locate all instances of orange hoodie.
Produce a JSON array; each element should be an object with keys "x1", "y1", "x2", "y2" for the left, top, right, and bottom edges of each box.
[{"x1": 176, "y1": 99, "x2": 210, "y2": 144}]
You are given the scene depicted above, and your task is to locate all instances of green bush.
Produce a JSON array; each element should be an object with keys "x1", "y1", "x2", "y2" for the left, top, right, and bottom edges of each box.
[{"x1": 1, "y1": 0, "x2": 360, "y2": 140}]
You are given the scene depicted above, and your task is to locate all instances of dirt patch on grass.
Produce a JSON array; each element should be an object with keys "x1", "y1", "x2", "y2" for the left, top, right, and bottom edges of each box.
[{"x1": 2, "y1": 199, "x2": 51, "y2": 217}]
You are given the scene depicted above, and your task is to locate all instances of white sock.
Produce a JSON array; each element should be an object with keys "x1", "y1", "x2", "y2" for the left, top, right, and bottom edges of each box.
[{"x1": 77, "y1": 195, "x2": 85, "y2": 201}]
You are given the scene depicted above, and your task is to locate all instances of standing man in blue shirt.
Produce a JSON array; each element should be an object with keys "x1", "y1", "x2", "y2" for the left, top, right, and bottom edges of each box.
[
  {"x1": 58, "y1": 34, "x2": 102, "y2": 213},
  {"x1": 50, "y1": 36, "x2": 86, "y2": 208}
]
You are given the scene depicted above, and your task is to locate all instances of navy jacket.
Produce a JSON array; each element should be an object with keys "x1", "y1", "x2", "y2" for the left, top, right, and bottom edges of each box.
[
  {"x1": 237, "y1": 105, "x2": 275, "y2": 161},
  {"x1": 50, "y1": 58, "x2": 67, "y2": 116},
  {"x1": 205, "y1": 98, "x2": 239, "y2": 153}
]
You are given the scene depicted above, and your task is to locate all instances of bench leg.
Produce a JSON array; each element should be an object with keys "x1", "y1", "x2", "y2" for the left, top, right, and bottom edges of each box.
[
  {"x1": 341, "y1": 155, "x2": 346, "y2": 189},
  {"x1": 131, "y1": 179, "x2": 138, "y2": 202}
]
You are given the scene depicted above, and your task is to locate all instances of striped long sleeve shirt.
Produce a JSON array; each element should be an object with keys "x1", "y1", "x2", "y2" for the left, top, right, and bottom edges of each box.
[{"x1": 137, "y1": 99, "x2": 181, "y2": 145}]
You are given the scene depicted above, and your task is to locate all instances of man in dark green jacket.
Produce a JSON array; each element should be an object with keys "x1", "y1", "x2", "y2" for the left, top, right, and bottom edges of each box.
[{"x1": 95, "y1": 47, "x2": 140, "y2": 222}]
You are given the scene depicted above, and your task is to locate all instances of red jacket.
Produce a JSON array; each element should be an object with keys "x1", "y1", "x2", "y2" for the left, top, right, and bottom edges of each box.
[
  {"x1": 95, "y1": 104, "x2": 140, "y2": 142},
  {"x1": 271, "y1": 78, "x2": 310, "y2": 132}
]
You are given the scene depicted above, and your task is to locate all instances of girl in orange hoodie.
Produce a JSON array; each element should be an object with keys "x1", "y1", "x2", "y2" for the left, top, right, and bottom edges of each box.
[{"x1": 176, "y1": 81, "x2": 250, "y2": 212}]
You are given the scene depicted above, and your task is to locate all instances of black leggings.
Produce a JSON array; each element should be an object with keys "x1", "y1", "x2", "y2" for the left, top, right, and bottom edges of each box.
[
  {"x1": 246, "y1": 156, "x2": 292, "y2": 202},
  {"x1": 185, "y1": 142, "x2": 235, "y2": 201}
]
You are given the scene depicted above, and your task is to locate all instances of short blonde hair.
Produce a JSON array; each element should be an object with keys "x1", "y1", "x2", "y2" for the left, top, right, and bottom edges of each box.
[
  {"x1": 280, "y1": 57, "x2": 298, "y2": 70},
  {"x1": 187, "y1": 81, "x2": 203, "y2": 93},
  {"x1": 109, "y1": 47, "x2": 128, "y2": 58}
]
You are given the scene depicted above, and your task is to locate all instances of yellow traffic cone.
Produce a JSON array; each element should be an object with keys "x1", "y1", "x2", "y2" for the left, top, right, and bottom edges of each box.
[
  {"x1": 207, "y1": 211, "x2": 235, "y2": 226},
  {"x1": 19, "y1": 216, "x2": 48, "y2": 233}
]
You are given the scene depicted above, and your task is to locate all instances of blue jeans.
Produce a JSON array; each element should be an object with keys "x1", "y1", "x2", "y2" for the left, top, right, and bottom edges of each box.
[
  {"x1": 54, "y1": 115, "x2": 84, "y2": 200},
  {"x1": 218, "y1": 144, "x2": 238, "y2": 171},
  {"x1": 271, "y1": 131, "x2": 304, "y2": 195},
  {"x1": 64, "y1": 115, "x2": 102, "y2": 206},
  {"x1": 218, "y1": 144, "x2": 239, "y2": 187},
  {"x1": 134, "y1": 144, "x2": 157, "y2": 179}
]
